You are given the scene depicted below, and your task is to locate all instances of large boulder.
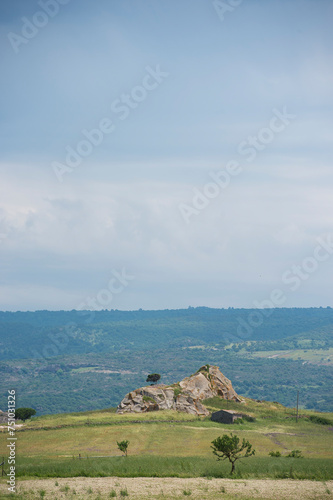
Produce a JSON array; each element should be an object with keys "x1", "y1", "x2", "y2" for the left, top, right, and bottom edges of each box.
[
  {"x1": 0, "y1": 410, "x2": 8, "y2": 424},
  {"x1": 116, "y1": 365, "x2": 242, "y2": 416},
  {"x1": 179, "y1": 365, "x2": 242, "y2": 402}
]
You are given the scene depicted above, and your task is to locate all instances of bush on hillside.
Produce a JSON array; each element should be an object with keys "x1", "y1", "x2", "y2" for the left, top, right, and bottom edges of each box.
[
  {"x1": 15, "y1": 408, "x2": 36, "y2": 421},
  {"x1": 287, "y1": 450, "x2": 303, "y2": 458},
  {"x1": 308, "y1": 415, "x2": 332, "y2": 425},
  {"x1": 269, "y1": 451, "x2": 281, "y2": 457}
]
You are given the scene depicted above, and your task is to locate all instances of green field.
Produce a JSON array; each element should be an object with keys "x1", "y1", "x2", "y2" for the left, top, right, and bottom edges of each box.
[
  {"x1": 8, "y1": 456, "x2": 333, "y2": 481},
  {"x1": 249, "y1": 347, "x2": 333, "y2": 365},
  {"x1": 1, "y1": 398, "x2": 332, "y2": 482}
]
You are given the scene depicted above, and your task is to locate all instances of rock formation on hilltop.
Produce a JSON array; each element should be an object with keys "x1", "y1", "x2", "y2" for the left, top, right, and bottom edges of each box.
[
  {"x1": 116, "y1": 365, "x2": 243, "y2": 416},
  {"x1": 0, "y1": 410, "x2": 8, "y2": 424}
]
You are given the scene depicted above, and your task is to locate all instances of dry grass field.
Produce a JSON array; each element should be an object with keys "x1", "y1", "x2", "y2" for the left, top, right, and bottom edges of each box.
[{"x1": 1, "y1": 477, "x2": 333, "y2": 499}]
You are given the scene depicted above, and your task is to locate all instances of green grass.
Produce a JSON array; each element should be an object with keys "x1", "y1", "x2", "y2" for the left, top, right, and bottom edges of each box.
[
  {"x1": 22, "y1": 409, "x2": 197, "y2": 429},
  {"x1": 5, "y1": 418, "x2": 332, "y2": 460},
  {"x1": 142, "y1": 395, "x2": 156, "y2": 404},
  {"x1": 2, "y1": 400, "x2": 332, "y2": 461},
  {"x1": 204, "y1": 396, "x2": 333, "y2": 425},
  {"x1": 1, "y1": 398, "x2": 332, "y2": 484},
  {"x1": 10, "y1": 455, "x2": 333, "y2": 480}
]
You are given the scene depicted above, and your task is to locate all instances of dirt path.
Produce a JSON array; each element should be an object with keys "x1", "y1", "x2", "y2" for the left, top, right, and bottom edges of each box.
[
  {"x1": 264, "y1": 432, "x2": 290, "y2": 449},
  {"x1": 2, "y1": 477, "x2": 333, "y2": 499}
]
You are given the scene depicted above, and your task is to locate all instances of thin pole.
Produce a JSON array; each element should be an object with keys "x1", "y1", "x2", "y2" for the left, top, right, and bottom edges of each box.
[{"x1": 296, "y1": 391, "x2": 299, "y2": 423}]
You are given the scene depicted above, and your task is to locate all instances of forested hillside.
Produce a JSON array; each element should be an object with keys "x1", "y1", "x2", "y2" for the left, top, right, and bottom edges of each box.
[{"x1": 1, "y1": 307, "x2": 332, "y2": 414}]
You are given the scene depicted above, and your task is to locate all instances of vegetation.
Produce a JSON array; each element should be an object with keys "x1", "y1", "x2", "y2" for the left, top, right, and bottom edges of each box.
[
  {"x1": 0, "y1": 307, "x2": 332, "y2": 415},
  {"x1": 7, "y1": 455, "x2": 333, "y2": 480},
  {"x1": 146, "y1": 373, "x2": 161, "y2": 384},
  {"x1": 1, "y1": 308, "x2": 333, "y2": 496},
  {"x1": 287, "y1": 450, "x2": 303, "y2": 458},
  {"x1": 0, "y1": 399, "x2": 331, "y2": 482},
  {"x1": 211, "y1": 433, "x2": 255, "y2": 474},
  {"x1": 173, "y1": 386, "x2": 182, "y2": 398},
  {"x1": 15, "y1": 407, "x2": 36, "y2": 421},
  {"x1": 308, "y1": 414, "x2": 332, "y2": 425},
  {"x1": 234, "y1": 415, "x2": 255, "y2": 424},
  {"x1": 117, "y1": 440, "x2": 130, "y2": 456},
  {"x1": 269, "y1": 451, "x2": 281, "y2": 457},
  {"x1": 142, "y1": 395, "x2": 156, "y2": 404}
]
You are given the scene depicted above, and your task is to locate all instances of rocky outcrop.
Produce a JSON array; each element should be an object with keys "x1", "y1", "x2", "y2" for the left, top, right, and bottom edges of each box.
[
  {"x1": 116, "y1": 365, "x2": 243, "y2": 416},
  {"x1": 0, "y1": 410, "x2": 8, "y2": 424}
]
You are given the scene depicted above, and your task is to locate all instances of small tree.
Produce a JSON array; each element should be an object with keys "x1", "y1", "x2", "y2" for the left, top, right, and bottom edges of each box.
[
  {"x1": 15, "y1": 408, "x2": 36, "y2": 422},
  {"x1": 211, "y1": 433, "x2": 255, "y2": 474},
  {"x1": 146, "y1": 373, "x2": 161, "y2": 384},
  {"x1": 117, "y1": 440, "x2": 129, "y2": 456}
]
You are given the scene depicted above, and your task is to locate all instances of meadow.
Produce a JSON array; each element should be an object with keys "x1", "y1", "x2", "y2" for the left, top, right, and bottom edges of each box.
[
  {"x1": 1, "y1": 399, "x2": 333, "y2": 498},
  {"x1": 1, "y1": 399, "x2": 332, "y2": 477}
]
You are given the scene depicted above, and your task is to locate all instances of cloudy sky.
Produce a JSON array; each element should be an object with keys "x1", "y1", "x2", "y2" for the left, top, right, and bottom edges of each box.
[{"x1": 0, "y1": 0, "x2": 332, "y2": 311}]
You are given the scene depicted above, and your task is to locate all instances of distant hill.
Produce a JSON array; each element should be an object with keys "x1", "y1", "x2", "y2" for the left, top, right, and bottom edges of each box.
[
  {"x1": 1, "y1": 307, "x2": 333, "y2": 360},
  {"x1": 1, "y1": 307, "x2": 332, "y2": 414}
]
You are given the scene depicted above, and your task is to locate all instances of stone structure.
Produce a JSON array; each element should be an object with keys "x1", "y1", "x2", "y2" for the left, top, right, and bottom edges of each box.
[
  {"x1": 117, "y1": 365, "x2": 243, "y2": 416},
  {"x1": 211, "y1": 409, "x2": 244, "y2": 424}
]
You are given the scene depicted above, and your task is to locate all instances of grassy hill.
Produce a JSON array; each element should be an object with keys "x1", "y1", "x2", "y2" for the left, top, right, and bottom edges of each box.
[
  {"x1": 1, "y1": 398, "x2": 333, "y2": 499},
  {"x1": 1, "y1": 307, "x2": 333, "y2": 361},
  {"x1": 1, "y1": 399, "x2": 332, "y2": 480}
]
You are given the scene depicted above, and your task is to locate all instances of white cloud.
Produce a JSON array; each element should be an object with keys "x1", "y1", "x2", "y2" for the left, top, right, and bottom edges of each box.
[{"x1": 1, "y1": 155, "x2": 332, "y2": 310}]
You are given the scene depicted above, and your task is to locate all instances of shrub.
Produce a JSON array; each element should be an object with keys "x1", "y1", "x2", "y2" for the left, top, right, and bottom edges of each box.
[
  {"x1": 233, "y1": 415, "x2": 255, "y2": 425},
  {"x1": 287, "y1": 450, "x2": 303, "y2": 458},
  {"x1": 120, "y1": 488, "x2": 129, "y2": 497},
  {"x1": 269, "y1": 451, "x2": 281, "y2": 457},
  {"x1": 117, "y1": 440, "x2": 130, "y2": 457},
  {"x1": 234, "y1": 418, "x2": 243, "y2": 424},
  {"x1": 242, "y1": 415, "x2": 255, "y2": 422},
  {"x1": 198, "y1": 365, "x2": 210, "y2": 373},
  {"x1": 146, "y1": 374, "x2": 161, "y2": 384},
  {"x1": 308, "y1": 415, "x2": 332, "y2": 425},
  {"x1": 142, "y1": 395, "x2": 156, "y2": 404},
  {"x1": 173, "y1": 387, "x2": 182, "y2": 399},
  {"x1": 15, "y1": 407, "x2": 36, "y2": 421}
]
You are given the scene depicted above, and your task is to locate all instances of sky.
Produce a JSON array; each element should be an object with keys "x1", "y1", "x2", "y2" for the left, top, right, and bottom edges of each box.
[{"x1": 0, "y1": 0, "x2": 332, "y2": 312}]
